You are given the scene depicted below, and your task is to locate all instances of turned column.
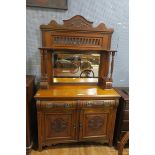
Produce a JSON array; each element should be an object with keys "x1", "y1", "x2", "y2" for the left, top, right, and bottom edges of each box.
[
  {"x1": 39, "y1": 48, "x2": 52, "y2": 88},
  {"x1": 109, "y1": 51, "x2": 116, "y2": 81},
  {"x1": 40, "y1": 49, "x2": 45, "y2": 79}
]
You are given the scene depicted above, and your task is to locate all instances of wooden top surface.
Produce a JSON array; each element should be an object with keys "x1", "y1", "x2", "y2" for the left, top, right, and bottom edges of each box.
[{"x1": 35, "y1": 85, "x2": 120, "y2": 100}]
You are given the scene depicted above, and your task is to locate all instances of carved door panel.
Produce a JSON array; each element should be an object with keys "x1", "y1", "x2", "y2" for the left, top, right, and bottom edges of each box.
[
  {"x1": 44, "y1": 110, "x2": 76, "y2": 141},
  {"x1": 79, "y1": 109, "x2": 109, "y2": 140}
]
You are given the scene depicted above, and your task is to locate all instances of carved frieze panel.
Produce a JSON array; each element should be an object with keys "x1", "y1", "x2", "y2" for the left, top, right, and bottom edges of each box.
[
  {"x1": 36, "y1": 101, "x2": 76, "y2": 109},
  {"x1": 80, "y1": 100, "x2": 118, "y2": 108},
  {"x1": 36, "y1": 100, "x2": 119, "y2": 110},
  {"x1": 53, "y1": 36, "x2": 101, "y2": 46}
]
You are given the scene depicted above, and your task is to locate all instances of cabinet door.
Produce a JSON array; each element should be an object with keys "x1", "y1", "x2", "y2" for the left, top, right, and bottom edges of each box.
[
  {"x1": 44, "y1": 109, "x2": 76, "y2": 142},
  {"x1": 79, "y1": 109, "x2": 109, "y2": 140}
]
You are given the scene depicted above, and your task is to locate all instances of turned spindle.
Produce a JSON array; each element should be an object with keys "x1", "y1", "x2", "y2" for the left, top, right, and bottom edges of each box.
[{"x1": 110, "y1": 51, "x2": 116, "y2": 81}]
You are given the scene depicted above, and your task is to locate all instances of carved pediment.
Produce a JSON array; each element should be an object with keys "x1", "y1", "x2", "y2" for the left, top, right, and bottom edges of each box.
[
  {"x1": 63, "y1": 15, "x2": 93, "y2": 29},
  {"x1": 40, "y1": 15, "x2": 113, "y2": 32}
]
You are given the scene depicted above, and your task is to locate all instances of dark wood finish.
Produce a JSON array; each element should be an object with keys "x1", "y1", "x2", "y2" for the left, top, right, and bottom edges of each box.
[
  {"x1": 26, "y1": 75, "x2": 36, "y2": 153},
  {"x1": 110, "y1": 51, "x2": 115, "y2": 81},
  {"x1": 35, "y1": 16, "x2": 120, "y2": 151},
  {"x1": 113, "y1": 87, "x2": 129, "y2": 147}
]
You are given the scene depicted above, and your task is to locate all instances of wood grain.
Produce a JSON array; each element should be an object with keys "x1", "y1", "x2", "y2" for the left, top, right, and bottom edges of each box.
[
  {"x1": 35, "y1": 85, "x2": 120, "y2": 99},
  {"x1": 36, "y1": 99, "x2": 119, "y2": 150},
  {"x1": 30, "y1": 143, "x2": 128, "y2": 155}
]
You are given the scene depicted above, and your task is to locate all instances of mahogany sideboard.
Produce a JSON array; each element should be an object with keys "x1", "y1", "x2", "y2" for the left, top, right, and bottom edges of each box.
[{"x1": 34, "y1": 15, "x2": 121, "y2": 151}]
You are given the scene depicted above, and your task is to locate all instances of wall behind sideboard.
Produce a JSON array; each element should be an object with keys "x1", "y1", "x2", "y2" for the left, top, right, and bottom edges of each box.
[{"x1": 26, "y1": 0, "x2": 129, "y2": 87}]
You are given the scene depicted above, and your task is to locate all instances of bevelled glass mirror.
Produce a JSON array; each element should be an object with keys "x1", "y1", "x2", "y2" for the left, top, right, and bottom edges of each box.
[{"x1": 53, "y1": 52, "x2": 100, "y2": 83}]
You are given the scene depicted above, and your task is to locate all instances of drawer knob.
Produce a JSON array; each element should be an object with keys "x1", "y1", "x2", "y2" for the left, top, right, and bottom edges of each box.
[
  {"x1": 86, "y1": 103, "x2": 93, "y2": 107},
  {"x1": 64, "y1": 104, "x2": 71, "y2": 108}
]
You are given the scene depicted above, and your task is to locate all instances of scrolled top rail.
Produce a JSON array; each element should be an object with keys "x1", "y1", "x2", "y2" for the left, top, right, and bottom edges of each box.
[{"x1": 40, "y1": 15, "x2": 113, "y2": 33}]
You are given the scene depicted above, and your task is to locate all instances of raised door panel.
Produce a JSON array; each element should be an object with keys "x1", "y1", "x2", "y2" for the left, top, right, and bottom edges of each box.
[
  {"x1": 79, "y1": 109, "x2": 109, "y2": 140},
  {"x1": 44, "y1": 110, "x2": 76, "y2": 142}
]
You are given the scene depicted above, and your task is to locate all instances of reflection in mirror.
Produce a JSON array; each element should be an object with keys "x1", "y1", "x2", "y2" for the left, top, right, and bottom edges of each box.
[{"x1": 53, "y1": 53, "x2": 100, "y2": 78}]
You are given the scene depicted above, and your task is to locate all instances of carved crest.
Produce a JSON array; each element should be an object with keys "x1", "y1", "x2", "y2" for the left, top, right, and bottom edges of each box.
[
  {"x1": 63, "y1": 15, "x2": 93, "y2": 29},
  {"x1": 40, "y1": 15, "x2": 113, "y2": 32}
]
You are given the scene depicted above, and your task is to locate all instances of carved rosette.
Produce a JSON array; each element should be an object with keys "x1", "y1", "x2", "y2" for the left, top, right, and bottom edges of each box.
[
  {"x1": 88, "y1": 116, "x2": 104, "y2": 130},
  {"x1": 51, "y1": 118, "x2": 68, "y2": 132},
  {"x1": 63, "y1": 17, "x2": 91, "y2": 29}
]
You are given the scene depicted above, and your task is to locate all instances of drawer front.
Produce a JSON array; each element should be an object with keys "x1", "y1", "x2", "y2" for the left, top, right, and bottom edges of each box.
[
  {"x1": 37, "y1": 101, "x2": 76, "y2": 110},
  {"x1": 37, "y1": 100, "x2": 118, "y2": 109},
  {"x1": 80, "y1": 100, "x2": 117, "y2": 108}
]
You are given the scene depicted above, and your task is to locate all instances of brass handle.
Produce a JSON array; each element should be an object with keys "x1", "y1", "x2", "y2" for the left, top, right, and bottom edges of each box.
[
  {"x1": 64, "y1": 104, "x2": 71, "y2": 108},
  {"x1": 86, "y1": 103, "x2": 93, "y2": 107}
]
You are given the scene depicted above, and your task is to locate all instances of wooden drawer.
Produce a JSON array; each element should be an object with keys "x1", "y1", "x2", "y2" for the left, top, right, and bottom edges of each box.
[
  {"x1": 37, "y1": 101, "x2": 77, "y2": 110},
  {"x1": 80, "y1": 100, "x2": 117, "y2": 108},
  {"x1": 121, "y1": 120, "x2": 129, "y2": 131}
]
